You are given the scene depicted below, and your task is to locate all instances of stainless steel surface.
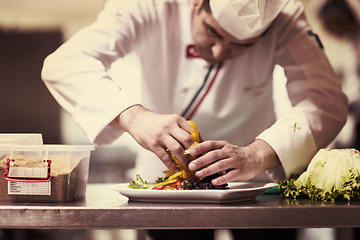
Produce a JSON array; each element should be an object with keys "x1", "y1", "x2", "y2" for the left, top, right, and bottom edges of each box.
[{"x1": 0, "y1": 184, "x2": 359, "y2": 229}]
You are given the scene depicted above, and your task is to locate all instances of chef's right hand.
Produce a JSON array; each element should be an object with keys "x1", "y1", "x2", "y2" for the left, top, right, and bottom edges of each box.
[{"x1": 110, "y1": 105, "x2": 195, "y2": 173}]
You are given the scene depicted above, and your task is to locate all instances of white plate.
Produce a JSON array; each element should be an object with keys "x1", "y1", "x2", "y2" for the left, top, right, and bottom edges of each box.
[{"x1": 106, "y1": 182, "x2": 278, "y2": 203}]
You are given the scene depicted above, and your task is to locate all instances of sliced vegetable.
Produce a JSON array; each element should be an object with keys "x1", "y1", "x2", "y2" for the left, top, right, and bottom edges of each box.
[
  {"x1": 153, "y1": 180, "x2": 184, "y2": 190},
  {"x1": 155, "y1": 121, "x2": 200, "y2": 189},
  {"x1": 128, "y1": 121, "x2": 228, "y2": 191}
]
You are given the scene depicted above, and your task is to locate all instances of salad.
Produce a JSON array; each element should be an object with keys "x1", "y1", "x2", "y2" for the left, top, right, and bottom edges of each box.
[{"x1": 128, "y1": 121, "x2": 228, "y2": 190}]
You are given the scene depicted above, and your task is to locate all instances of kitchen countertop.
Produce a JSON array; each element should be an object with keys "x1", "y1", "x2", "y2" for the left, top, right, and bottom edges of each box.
[{"x1": 0, "y1": 184, "x2": 359, "y2": 229}]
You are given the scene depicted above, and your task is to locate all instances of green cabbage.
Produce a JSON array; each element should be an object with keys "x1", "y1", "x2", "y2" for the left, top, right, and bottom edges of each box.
[{"x1": 279, "y1": 148, "x2": 360, "y2": 201}]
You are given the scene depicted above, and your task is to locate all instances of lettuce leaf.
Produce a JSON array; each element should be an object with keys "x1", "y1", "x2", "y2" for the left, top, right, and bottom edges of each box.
[
  {"x1": 128, "y1": 174, "x2": 157, "y2": 189},
  {"x1": 279, "y1": 148, "x2": 360, "y2": 201}
]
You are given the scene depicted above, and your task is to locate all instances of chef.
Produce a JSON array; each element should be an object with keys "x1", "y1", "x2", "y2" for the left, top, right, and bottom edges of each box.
[{"x1": 42, "y1": 0, "x2": 347, "y2": 187}]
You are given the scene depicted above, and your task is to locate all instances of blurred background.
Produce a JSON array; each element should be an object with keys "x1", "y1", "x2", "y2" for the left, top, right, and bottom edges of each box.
[
  {"x1": 0, "y1": 0, "x2": 358, "y2": 239},
  {"x1": 0, "y1": 0, "x2": 352, "y2": 182},
  {"x1": 0, "y1": 0, "x2": 141, "y2": 185}
]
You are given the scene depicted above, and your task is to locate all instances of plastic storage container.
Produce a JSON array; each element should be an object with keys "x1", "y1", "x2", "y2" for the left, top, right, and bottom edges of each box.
[
  {"x1": 0, "y1": 144, "x2": 94, "y2": 202},
  {"x1": 0, "y1": 134, "x2": 43, "y2": 159}
]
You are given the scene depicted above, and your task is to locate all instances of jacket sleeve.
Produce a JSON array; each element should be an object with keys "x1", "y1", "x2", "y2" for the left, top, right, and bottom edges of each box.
[
  {"x1": 41, "y1": 0, "x2": 156, "y2": 146},
  {"x1": 257, "y1": 0, "x2": 348, "y2": 181}
]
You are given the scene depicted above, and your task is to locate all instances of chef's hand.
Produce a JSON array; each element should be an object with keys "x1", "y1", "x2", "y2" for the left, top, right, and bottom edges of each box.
[
  {"x1": 188, "y1": 139, "x2": 281, "y2": 185},
  {"x1": 110, "y1": 105, "x2": 195, "y2": 173}
]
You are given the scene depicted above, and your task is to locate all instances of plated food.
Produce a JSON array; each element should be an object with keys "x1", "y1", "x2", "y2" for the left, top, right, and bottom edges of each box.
[
  {"x1": 128, "y1": 173, "x2": 229, "y2": 190},
  {"x1": 107, "y1": 182, "x2": 278, "y2": 203},
  {"x1": 128, "y1": 121, "x2": 228, "y2": 190},
  {"x1": 110, "y1": 120, "x2": 277, "y2": 203}
]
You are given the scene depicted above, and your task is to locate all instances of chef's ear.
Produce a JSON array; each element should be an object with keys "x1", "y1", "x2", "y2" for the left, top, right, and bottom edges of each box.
[{"x1": 193, "y1": 0, "x2": 204, "y2": 8}]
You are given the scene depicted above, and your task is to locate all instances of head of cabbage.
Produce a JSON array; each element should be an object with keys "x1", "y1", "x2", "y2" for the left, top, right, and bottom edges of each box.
[{"x1": 279, "y1": 148, "x2": 360, "y2": 201}]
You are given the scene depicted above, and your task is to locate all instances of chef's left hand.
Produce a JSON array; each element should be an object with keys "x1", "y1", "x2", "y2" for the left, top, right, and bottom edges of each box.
[{"x1": 188, "y1": 139, "x2": 281, "y2": 185}]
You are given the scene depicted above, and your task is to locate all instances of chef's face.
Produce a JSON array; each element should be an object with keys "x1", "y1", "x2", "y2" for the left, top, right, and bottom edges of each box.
[{"x1": 192, "y1": 0, "x2": 260, "y2": 64}]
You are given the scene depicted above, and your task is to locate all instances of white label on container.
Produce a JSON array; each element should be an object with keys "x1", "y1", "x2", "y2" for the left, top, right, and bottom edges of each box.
[
  {"x1": 9, "y1": 167, "x2": 47, "y2": 178},
  {"x1": 8, "y1": 181, "x2": 51, "y2": 195}
]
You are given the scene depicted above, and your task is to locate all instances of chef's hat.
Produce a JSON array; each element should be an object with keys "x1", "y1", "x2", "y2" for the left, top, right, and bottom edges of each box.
[{"x1": 210, "y1": 0, "x2": 289, "y2": 40}]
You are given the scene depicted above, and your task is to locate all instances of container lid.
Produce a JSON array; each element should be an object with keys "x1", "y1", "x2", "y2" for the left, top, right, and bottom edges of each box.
[
  {"x1": 0, "y1": 134, "x2": 43, "y2": 145},
  {"x1": 43, "y1": 145, "x2": 95, "y2": 151},
  {"x1": 11, "y1": 144, "x2": 95, "y2": 151}
]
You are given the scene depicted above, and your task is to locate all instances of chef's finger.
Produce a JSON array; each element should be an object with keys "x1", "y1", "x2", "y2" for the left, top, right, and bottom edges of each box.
[
  {"x1": 211, "y1": 168, "x2": 256, "y2": 186},
  {"x1": 188, "y1": 148, "x2": 224, "y2": 172},
  {"x1": 211, "y1": 170, "x2": 237, "y2": 186},
  {"x1": 189, "y1": 140, "x2": 226, "y2": 158},
  {"x1": 163, "y1": 135, "x2": 192, "y2": 170},
  {"x1": 171, "y1": 125, "x2": 195, "y2": 152},
  {"x1": 193, "y1": 156, "x2": 231, "y2": 178},
  {"x1": 178, "y1": 118, "x2": 193, "y2": 135},
  {"x1": 153, "y1": 145, "x2": 179, "y2": 173}
]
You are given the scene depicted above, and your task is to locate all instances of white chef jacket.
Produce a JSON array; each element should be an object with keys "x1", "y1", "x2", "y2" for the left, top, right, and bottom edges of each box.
[{"x1": 41, "y1": 0, "x2": 348, "y2": 183}]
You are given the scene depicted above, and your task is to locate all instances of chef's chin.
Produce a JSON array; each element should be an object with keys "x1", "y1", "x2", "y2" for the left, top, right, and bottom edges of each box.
[
  {"x1": 198, "y1": 52, "x2": 217, "y2": 64},
  {"x1": 204, "y1": 58, "x2": 220, "y2": 64}
]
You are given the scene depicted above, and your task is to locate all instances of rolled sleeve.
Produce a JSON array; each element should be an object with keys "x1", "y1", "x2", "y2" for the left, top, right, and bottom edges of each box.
[{"x1": 257, "y1": 108, "x2": 317, "y2": 179}]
